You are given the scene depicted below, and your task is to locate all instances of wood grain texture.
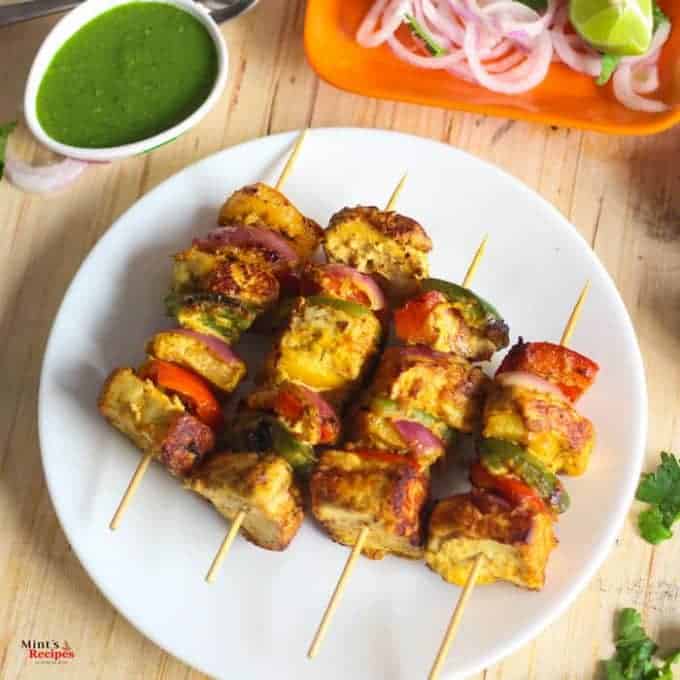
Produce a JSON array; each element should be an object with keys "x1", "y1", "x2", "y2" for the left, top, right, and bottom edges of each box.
[{"x1": 1, "y1": 1, "x2": 679, "y2": 678}]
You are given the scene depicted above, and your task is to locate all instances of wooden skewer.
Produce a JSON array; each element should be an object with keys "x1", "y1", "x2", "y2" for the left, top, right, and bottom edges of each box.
[
  {"x1": 307, "y1": 526, "x2": 368, "y2": 659},
  {"x1": 385, "y1": 172, "x2": 408, "y2": 211},
  {"x1": 428, "y1": 552, "x2": 485, "y2": 680},
  {"x1": 109, "y1": 130, "x2": 310, "y2": 533},
  {"x1": 560, "y1": 280, "x2": 590, "y2": 347},
  {"x1": 427, "y1": 281, "x2": 592, "y2": 680},
  {"x1": 205, "y1": 509, "x2": 247, "y2": 583},
  {"x1": 275, "y1": 129, "x2": 308, "y2": 191},
  {"x1": 462, "y1": 234, "x2": 488, "y2": 289},
  {"x1": 307, "y1": 224, "x2": 489, "y2": 660},
  {"x1": 109, "y1": 452, "x2": 153, "y2": 531}
]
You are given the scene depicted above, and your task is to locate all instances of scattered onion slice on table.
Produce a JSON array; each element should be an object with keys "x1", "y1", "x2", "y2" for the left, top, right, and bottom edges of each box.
[{"x1": 4, "y1": 156, "x2": 88, "y2": 193}]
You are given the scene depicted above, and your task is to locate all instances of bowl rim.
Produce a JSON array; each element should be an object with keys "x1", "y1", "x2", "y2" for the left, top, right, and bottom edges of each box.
[{"x1": 23, "y1": 0, "x2": 229, "y2": 161}]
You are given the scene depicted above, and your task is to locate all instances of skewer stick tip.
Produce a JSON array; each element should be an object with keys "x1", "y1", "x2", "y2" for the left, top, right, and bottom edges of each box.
[
  {"x1": 560, "y1": 280, "x2": 591, "y2": 347},
  {"x1": 204, "y1": 509, "x2": 247, "y2": 584},
  {"x1": 275, "y1": 128, "x2": 308, "y2": 191},
  {"x1": 428, "y1": 553, "x2": 485, "y2": 680},
  {"x1": 385, "y1": 172, "x2": 408, "y2": 211},
  {"x1": 109, "y1": 452, "x2": 153, "y2": 531},
  {"x1": 461, "y1": 234, "x2": 488, "y2": 289},
  {"x1": 307, "y1": 526, "x2": 369, "y2": 659}
]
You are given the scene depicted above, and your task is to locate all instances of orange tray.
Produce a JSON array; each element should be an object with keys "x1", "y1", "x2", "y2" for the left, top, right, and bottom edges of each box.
[{"x1": 304, "y1": 0, "x2": 680, "y2": 135}]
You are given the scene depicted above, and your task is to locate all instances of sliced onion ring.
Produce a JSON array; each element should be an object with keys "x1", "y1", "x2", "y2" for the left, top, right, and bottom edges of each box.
[
  {"x1": 194, "y1": 224, "x2": 299, "y2": 264},
  {"x1": 497, "y1": 370, "x2": 566, "y2": 400},
  {"x1": 278, "y1": 382, "x2": 338, "y2": 421},
  {"x1": 310, "y1": 264, "x2": 387, "y2": 310},
  {"x1": 169, "y1": 328, "x2": 243, "y2": 365},
  {"x1": 4, "y1": 156, "x2": 88, "y2": 193},
  {"x1": 393, "y1": 419, "x2": 445, "y2": 457}
]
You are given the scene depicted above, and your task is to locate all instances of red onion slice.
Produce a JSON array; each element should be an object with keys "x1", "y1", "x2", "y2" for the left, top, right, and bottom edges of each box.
[
  {"x1": 281, "y1": 382, "x2": 338, "y2": 421},
  {"x1": 393, "y1": 419, "x2": 445, "y2": 457},
  {"x1": 497, "y1": 370, "x2": 566, "y2": 400},
  {"x1": 5, "y1": 157, "x2": 88, "y2": 193},
  {"x1": 170, "y1": 328, "x2": 243, "y2": 365},
  {"x1": 314, "y1": 264, "x2": 387, "y2": 310},
  {"x1": 194, "y1": 224, "x2": 299, "y2": 264}
]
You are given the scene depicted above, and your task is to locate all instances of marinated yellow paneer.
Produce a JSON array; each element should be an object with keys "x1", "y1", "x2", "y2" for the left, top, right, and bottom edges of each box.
[
  {"x1": 146, "y1": 331, "x2": 246, "y2": 394},
  {"x1": 172, "y1": 247, "x2": 280, "y2": 308},
  {"x1": 219, "y1": 183, "x2": 323, "y2": 260},
  {"x1": 483, "y1": 382, "x2": 595, "y2": 476},
  {"x1": 189, "y1": 452, "x2": 304, "y2": 551},
  {"x1": 324, "y1": 206, "x2": 432, "y2": 299},
  {"x1": 262, "y1": 297, "x2": 383, "y2": 406},
  {"x1": 98, "y1": 368, "x2": 215, "y2": 476},
  {"x1": 369, "y1": 347, "x2": 489, "y2": 434},
  {"x1": 310, "y1": 449, "x2": 429, "y2": 560},
  {"x1": 425, "y1": 490, "x2": 557, "y2": 590}
]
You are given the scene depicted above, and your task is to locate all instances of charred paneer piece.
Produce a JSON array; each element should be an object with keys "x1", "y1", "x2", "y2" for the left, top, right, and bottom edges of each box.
[
  {"x1": 262, "y1": 296, "x2": 383, "y2": 407},
  {"x1": 189, "y1": 452, "x2": 304, "y2": 551},
  {"x1": 324, "y1": 206, "x2": 432, "y2": 300},
  {"x1": 483, "y1": 382, "x2": 595, "y2": 476},
  {"x1": 368, "y1": 346, "x2": 489, "y2": 434},
  {"x1": 394, "y1": 287, "x2": 509, "y2": 362},
  {"x1": 172, "y1": 248, "x2": 280, "y2": 308},
  {"x1": 310, "y1": 449, "x2": 429, "y2": 560},
  {"x1": 98, "y1": 368, "x2": 215, "y2": 476},
  {"x1": 425, "y1": 490, "x2": 557, "y2": 590},
  {"x1": 219, "y1": 183, "x2": 323, "y2": 260},
  {"x1": 146, "y1": 330, "x2": 246, "y2": 394}
]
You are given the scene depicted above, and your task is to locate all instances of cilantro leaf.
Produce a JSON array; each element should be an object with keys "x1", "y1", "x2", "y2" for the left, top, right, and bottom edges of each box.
[
  {"x1": 639, "y1": 507, "x2": 673, "y2": 544},
  {"x1": 515, "y1": 0, "x2": 548, "y2": 9},
  {"x1": 0, "y1": 121, "x2": 17, "y2": 181},
  {"x1": 403, "y1": 14, "x2": 447, "y2": 56},
  {"x1": 653, "y1": 1, "x2": 669, "y2": 32},
  {"x1": 636, "y1": 451, "x2": 680, "y2": 544},
  {"x1": 597, "y1": 54, "x2": 621, "y2": 85}
]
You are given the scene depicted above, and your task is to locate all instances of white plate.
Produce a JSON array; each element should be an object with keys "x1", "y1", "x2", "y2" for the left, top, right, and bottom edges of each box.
[{"x1": 38, "y1": 128, "x2": 647, "y2": 680}]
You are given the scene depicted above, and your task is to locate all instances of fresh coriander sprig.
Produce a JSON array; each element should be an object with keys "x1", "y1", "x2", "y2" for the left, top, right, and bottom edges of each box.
[
  {"x1": 404, "y1": 13, "x2": 447, "y2": 56},
  {"x1": 636, "y1": 451, "x2": 680, "y2": 544},
  {"x1": 604, "y1": 609, "x2": 680, "y2": 680}
]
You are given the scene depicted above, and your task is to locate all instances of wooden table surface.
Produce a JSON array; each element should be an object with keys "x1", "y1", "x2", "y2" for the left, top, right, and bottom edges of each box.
[{"x1": 1, "y1": 2, "x2": 679, "y2": 679}]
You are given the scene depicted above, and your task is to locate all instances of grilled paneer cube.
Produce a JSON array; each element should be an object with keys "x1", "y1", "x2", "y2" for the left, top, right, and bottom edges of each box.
[
  {"x1": 394, "y1": 288, "x2": 509, "y2": 362},
  {"x1": 172, "y1": 248, "x2": 280, "y2": 308},
  {"x1": 219, "y1": 183, "x2": 323, "y2": 260},
  {"x1": 425, "y1": 490, "x2": 557, "y2": 590},
  {"x1": 483, "y1": 382, "x2": 595, "y2": 476},
  {"x1": 368, "y1": 346, "x2": 489, "y2": 434},
  {"x1": 146, "y1": 330, "x2": 246, "y2": 394},
  {"x1": 310, "y1": 449, "x2": 429, "y2": 560},
  {"x1": 98, "y1": 368, "x2": 215, "y2": 476},
  {"x1": 189, "y1": 452, "x2": 304, "y2": 551},
  {"x1": 262, "y1": 296, "x2": 383, "y2": 406},
  {"x1": 324, "y1": 206, "x2": 432, "y2": 299}
]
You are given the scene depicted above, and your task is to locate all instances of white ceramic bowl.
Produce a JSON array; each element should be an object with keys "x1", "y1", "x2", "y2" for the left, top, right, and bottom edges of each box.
[{"x1": 24, "y1": 0, "x2": 228, "y2": 162}]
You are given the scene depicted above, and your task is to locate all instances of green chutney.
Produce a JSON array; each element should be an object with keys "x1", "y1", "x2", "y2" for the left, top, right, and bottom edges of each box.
[{"x1": 36, "y1": 2, "x2": 218, "y2": 148}]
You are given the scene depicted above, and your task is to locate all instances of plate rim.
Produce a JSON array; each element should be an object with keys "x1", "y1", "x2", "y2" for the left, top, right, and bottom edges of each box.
[{"x1": 37, "y1": 127, "x2": 649, "y2": 680}]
